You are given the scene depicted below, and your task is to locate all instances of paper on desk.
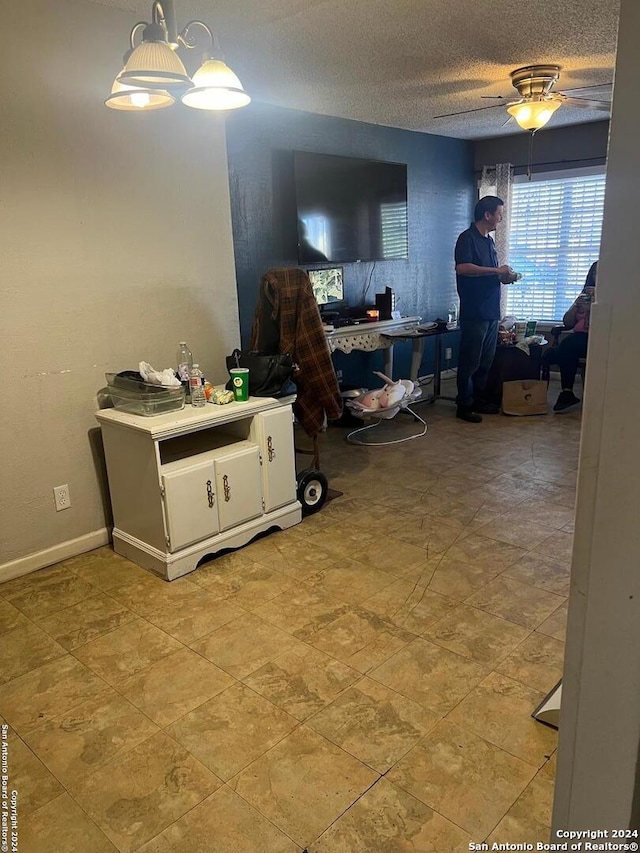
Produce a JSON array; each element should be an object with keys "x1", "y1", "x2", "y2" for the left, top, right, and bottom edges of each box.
[
  {"x1": 382, "y1": 328, "x2": 417, "y2": 337},
  {"x1": 382, "y1": 322, "x2": 437, "y2": 337},
  {"x1": 515, "y1": 335, "x2": 546, "y2": 353}
]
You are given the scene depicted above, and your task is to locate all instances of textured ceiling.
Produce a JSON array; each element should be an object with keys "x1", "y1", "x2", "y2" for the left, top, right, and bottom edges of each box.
[{"x1": 89, "y1": 0, "x2": 620, "y2": 138}]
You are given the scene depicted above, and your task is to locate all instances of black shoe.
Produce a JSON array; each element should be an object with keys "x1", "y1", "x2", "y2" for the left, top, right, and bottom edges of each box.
[
  {"x1": 473, "y1": 401, "x2": 500, "y2": 415},
  {"x1": 456, "y1": 406, "x2": 482, "y2": 423},
  {"x1": 553, "y1": 390, "x2": 581, "y2": 412}
]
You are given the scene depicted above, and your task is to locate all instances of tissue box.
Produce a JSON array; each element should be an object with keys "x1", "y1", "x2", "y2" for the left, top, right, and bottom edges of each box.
[{"x1": 105, "y1": 374, "x2": 186, "y2": 416}]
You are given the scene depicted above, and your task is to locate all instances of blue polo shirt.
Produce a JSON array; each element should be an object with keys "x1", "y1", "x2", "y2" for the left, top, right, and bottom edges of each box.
[{"x1": 454, "y1": 223, "x2": 501, "y2": 321}]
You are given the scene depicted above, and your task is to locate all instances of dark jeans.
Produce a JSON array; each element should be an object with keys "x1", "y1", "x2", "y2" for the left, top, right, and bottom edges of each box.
[
  {"x1": 456, "y1": 320, "x2": 499, "y2": 407},
  {"x1": 557, "y1": 332, "x2": 588, "y2": 389}
]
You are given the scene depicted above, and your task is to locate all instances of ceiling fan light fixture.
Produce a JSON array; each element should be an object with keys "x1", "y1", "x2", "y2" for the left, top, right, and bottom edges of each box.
[{"x1": 507, "y1": 97, "x2": 562, "y2": 131}]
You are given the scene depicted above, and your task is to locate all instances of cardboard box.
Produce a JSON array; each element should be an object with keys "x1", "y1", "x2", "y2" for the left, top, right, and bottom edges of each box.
[{"x1": 502, "y1": 379, "x2": 548, "y2": 416}]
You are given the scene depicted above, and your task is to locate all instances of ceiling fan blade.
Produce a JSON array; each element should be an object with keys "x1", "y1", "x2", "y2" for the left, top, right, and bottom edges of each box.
[
  {"x1": 432, "y1": 103, "x2": 507, "y2": 119},
  {"x1": 562, "y1": 96, "x2": 611, "y2": 111},
  {"x1": 560, "y1": 82, "x2": 613, "y2": 93},
  {"x1": 480, "y1": 96, "x2": 508, "y2": 100}
]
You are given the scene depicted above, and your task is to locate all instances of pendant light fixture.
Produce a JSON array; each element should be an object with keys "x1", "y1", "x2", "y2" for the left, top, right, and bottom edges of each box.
[{"x1": 106, "y1": 0, "x2": 250, "y2": 112}]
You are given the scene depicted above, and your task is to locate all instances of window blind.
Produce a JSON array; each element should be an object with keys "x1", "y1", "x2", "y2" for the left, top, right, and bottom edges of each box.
[{"x1": 505, "y1": 173, "x2": 606, "y2": 321}]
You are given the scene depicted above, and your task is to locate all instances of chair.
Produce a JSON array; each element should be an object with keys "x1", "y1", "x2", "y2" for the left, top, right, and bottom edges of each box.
[{"x1": 541, "y1": 325, "x2": 587, "y2": 384}]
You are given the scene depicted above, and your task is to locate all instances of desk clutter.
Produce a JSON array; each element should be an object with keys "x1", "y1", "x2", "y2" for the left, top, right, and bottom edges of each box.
[
  {"x1": 105, "y1": 371, "x2": 186, "y2": 417},
  {"x1": 500, "y1": 316, "x2": 540, "y2": 345},
  {"x1": 104, "y1": 344, "x2": 239, "y2": 415}
]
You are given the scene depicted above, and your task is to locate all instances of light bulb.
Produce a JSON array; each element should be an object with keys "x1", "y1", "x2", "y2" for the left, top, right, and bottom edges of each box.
[
  {"x1": 105, "y1": 72, "x2": 175, "y2": 111},
  {"x1": 130, "y1": 91, "x2": 151, "y2": 108}
]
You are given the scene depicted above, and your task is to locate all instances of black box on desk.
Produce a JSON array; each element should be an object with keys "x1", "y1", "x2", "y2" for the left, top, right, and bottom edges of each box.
[
  {"x1": 320, "y1": 310, "x2": 341, "y2": 325},
  {"x1": 375, "y1": 287, "x2": 396, "y2": 320}
]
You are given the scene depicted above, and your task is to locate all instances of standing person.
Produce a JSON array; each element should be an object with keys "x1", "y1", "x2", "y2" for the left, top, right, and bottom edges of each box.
[
  {"x1": 454, "y1": 196, "x2": 518, "y2": 423},
  {"x1": 551, "y1": 260, "x2": 598, "y2": 412}
]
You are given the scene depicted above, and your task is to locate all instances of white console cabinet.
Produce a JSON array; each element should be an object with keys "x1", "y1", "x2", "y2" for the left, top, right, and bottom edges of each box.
[{"x1": 95, "y1": 397, "x2": 301, "y2": 580}]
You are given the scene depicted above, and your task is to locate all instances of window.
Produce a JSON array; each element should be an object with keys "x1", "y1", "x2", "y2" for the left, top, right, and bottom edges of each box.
[{"x1": 505, "y1": 170, "x2": 606, "y2": 320}]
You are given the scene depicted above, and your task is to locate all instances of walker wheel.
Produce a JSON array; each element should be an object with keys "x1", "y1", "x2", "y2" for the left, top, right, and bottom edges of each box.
[{"x1": 296, "y1": 469, "x2": 328, "y2": 515}]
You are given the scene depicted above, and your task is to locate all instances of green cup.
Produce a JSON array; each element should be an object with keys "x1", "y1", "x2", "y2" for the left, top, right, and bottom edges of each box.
[{"x1": 230, "y1": 367, "x2": 249, "y2": 402}]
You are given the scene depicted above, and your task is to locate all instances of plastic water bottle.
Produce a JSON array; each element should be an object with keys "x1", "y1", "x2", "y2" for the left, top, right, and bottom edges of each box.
[
  {"x1": 176, "y1": 342, "x2": 193, "y2": 383},
  {"x1": 448, "y1": 300, "x2": 459, "y2": 325},
  {"x1": 189, "y1": 364, "x2": 206, "y2": 408}
]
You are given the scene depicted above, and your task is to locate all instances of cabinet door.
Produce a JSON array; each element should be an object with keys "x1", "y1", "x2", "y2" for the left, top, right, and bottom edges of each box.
[
  {"x1": 252, "y1": 408, "x2": 297, "y2": 512},
  {"x1": 162, "y1": 460, "x2": 219, "y2": 552},
  {"x1": 215, "y1": 446, "x2": 263, "y2": 531}
]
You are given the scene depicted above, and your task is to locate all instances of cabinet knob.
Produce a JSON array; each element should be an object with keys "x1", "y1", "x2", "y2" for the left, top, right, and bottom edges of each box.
[
  {"x1": 267, "y1": 435, "x2": 276, "y2": 462},
  {"x1": 206, "y1": 479, "x2": 215, "y2": 508},
  {"x1": 222, "y1": 474, "x2": 231, "y2": 502}
]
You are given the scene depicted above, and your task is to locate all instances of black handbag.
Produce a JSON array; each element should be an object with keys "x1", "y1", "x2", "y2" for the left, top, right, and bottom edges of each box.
[{"x1": 225, "y1": 349, "x2": 296, "y2": 398}]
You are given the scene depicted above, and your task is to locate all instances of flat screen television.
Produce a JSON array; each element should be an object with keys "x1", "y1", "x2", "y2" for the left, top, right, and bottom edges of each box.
[
  {"x1": 307, "y1": 267, "x2": 344, "y2": 307},
  {"x1": 294, "y1": 151, "x2": 408, "y2": 264}
]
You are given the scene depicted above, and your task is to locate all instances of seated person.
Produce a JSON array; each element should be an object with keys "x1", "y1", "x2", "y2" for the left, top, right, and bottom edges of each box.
[{"x1": 547, "y1": 261, "x2": 598, "y2": 411}]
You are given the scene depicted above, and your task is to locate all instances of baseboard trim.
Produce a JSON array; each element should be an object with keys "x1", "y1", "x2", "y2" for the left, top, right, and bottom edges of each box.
[{"x1": 0, "y1": 529, "x2": 111, "y2": 584}]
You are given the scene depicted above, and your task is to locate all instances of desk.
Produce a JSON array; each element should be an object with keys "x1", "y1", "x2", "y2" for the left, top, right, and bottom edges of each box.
[
  {"x1": 382, "y1": 325, "x2": 458, "y2": 403},
  {"x1": 325, "y1": 316, "x2": 421, "y2": 378}
]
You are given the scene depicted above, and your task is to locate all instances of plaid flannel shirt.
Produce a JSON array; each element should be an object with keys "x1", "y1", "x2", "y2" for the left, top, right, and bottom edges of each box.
[{"x1": 251, "y1": 268, "x2": 342, "y2": 438}]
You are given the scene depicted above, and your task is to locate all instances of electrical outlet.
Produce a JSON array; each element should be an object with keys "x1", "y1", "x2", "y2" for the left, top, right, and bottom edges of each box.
[
  {"x1": 53, "y1": 484, "x2": 71, "y2": 512},
  {"x1": 445, "y1": 347, "x2": 453, "y2": 361}
]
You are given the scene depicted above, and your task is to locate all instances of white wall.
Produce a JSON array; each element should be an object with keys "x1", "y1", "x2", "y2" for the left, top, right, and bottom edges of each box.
[
  {"x1": 0, "y1": 0, "x2": 241, "y2": 573},
  {"x1": 553, "y1": 0, "x2": 640, "y2": 830}
]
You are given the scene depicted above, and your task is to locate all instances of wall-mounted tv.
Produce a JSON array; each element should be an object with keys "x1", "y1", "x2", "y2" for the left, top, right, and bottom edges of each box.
[{"x1": 294, "y1": 151, "x2": 408, "y2": 264}]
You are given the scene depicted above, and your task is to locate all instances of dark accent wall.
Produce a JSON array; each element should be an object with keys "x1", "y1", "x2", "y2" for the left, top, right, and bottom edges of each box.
[
  {"x1": 474, "y1": 120, "x2": 609, "y2": 177},
  {"x1": 225, "y1": 103, "x2": 475, "y2": 361}
]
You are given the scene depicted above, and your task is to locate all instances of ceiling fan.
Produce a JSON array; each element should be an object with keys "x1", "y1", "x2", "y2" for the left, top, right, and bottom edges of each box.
[{"x1": 434, "y1": 65, "x2": 612, "y2": 132}]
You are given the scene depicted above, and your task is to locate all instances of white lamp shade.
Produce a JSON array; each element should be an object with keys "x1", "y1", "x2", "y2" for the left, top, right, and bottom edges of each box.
[
  {"x1": 105, "y1": 72, "x2": 175, "y2": 110},
  {"x1": 118, "y1": 40, "x2": 191, "y2": 88},
  {"x1": 507, "y1": 98, "x2": 562, "y2": 131},
  {"x1": 181, "y1": 59, "x2": 251, "y2": 110}
]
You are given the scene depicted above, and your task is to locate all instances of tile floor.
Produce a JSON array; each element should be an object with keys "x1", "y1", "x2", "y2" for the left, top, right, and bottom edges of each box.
[{"x1": 0, "y1": 383, "x2": 581, "y2": 852}]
